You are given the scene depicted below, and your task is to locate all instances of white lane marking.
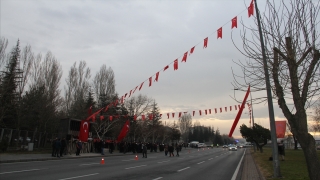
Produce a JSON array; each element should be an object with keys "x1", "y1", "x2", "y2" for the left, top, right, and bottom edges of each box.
[
  {"x1": 177, "y1": 167, "x2": 190, "y2": 172},
  {"x1": 122, "y1": 159, "x2": 134, "y2": 161},
  {"x1": 0, "y1": 168, "x2": 45, "y2": 175},
  {"x1": 208, "y1": 158, "x2": 213, "y2": 160},
  {"x1": 58, "y1": 173, "x2": 99, "y2": 180},
  {"x1": 158, "y1": 160, "x2": 170, "y2": 163},
  {"x1": 197, "y1": 161, "x2": 205, "y2": 164},
  {"x1": 79, "y1": 163, "x2": 100, "y2": 166},
  {"x1": 125, "y1": 165, "x2": 147, "y2": 169},
  {"x1": 231, "y1": 149, "x2": 246, "y2": 180},
  {"x1": 152, "y1": 177, "x2": 163, "y2": 180}
]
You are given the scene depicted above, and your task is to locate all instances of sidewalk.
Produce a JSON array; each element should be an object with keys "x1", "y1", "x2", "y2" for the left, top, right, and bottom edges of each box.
[{"x1": 0, "y1": 148, "x2": 265, "y2": 180}]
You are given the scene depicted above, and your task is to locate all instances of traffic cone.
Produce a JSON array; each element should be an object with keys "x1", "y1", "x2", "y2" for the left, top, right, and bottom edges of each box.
[
  {"x1": 100, "y1": 158, "x2": 105, "y2": 164},
  {"x1": 135, "y1": 155, "x2": 138, "y2": 160}
]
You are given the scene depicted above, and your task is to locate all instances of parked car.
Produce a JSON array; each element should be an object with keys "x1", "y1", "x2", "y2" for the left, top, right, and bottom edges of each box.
[
  {"x1": 228, "y1": 145, "x2": 238, "y2": 151},
  {"x1": 222, "y1": 145, "x2": 228, "y2": 148},
  {"x1": 197, "y1": 143, "x2": 206, "y2": 148}
]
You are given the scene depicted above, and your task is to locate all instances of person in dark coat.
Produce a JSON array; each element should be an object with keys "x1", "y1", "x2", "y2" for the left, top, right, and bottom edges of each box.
[
  {"x1": 51, "y1": 138, "x2": 57, "y2": 157},
  {"x1": 100, "y1": 139, "x2": 105, "y2": 155},
  {"x1": 142, "y1": 143, "x2": 147, "y2": 158},
  {"x1": 278, "y1": 140, "x2": 285, "y2": 161},
  {"x1": 109, "y1": 141, "x2": 114, "y2": 154},
  {"x1": 76, "y1": 140, "x2": 82, "y2": 156},
  {"x1": 175, "y1": 144, "x2": 180, "y2": 157},
  {"x1": 169, "y1": 144, "x2": 174, "y2": 157},
  {"x1": 55, "y1": 138, "x2": 61, "y2": 158},
  {"x1": 60, "y1": 138, "x2": 67, "y2": 157}
]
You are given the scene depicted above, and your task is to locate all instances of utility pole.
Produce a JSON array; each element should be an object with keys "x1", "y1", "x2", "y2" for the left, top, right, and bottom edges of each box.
[{"x1": 254, "y1": 0, "x2": 281, "y2": 177}]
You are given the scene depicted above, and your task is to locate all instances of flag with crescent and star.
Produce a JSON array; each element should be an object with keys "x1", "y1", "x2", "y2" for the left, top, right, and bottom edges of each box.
[
  {"x1": 117, "y1": 120, "x2": 130, "y2": 142},
  {"x1": 79, "y1": 120, "x2": 90, "y2": 142}
]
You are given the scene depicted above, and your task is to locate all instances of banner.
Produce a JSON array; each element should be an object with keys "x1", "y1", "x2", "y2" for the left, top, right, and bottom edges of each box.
[
  {"x1": 117, "y1": 120, "x2": 130, "y2": 142},
  {"x1": 229, "y1": 86, "x2": 250, "y2": 137},
  {"x1": 275, "y1": 121, "x2": 286, "y2": 138},
  {"x1": 79, "y1": 120, "x2": 90, "y2": 142}
]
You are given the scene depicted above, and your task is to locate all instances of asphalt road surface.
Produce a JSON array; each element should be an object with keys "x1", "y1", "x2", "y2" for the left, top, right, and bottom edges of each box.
[{"x1": 0, "y1": 148, "x2": 245, "y2": 180}]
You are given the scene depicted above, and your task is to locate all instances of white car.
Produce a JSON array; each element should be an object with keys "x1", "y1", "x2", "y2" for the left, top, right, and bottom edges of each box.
[
  {"x1": 197, "y1": 143, "x2": 205, "y2": 148},
  {"x1": 228, "y1": 145, "x2": 238, "y2": 151}
]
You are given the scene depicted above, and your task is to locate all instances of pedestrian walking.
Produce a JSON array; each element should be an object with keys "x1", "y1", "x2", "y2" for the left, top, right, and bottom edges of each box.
[
  {"x1": 76, "y1": 140, "x2": 82, "y2": 156},
  {"x1": 175, "y1": 144, "x2": 180, "y2": 157},
  {"x1": 100, "y1": 139, "x2": 105, "y2": 155},
  {"x1": 164, "y1": 144, "x2": 168, "y2": 156},
  {"x1": 51, "y1": 137, "x2": 57, "y2": 157},
  {"x1": 169, "y1": 144, "x2": 174, "y2": 157}
]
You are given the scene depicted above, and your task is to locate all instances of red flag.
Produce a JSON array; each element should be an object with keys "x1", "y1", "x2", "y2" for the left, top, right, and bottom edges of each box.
[
  {"x1": 182, "y1": 52, "x2": 188, "y2": 62},
  {"x1": 129, "y1": 90, "x2": 132, "y2": 97},
  {"x1": 215, "y1": 108, "x2": 217, "y2": 113},
  {"x1": 88, "y1": 106, "x2": 92, "y2": 116},
  {"x1": 225, "y1": 107, "x2": 227, "y2": 112},
  {"x1": 133, "y1": 86, "x2": 138, "y2": 94},
  {"x1": 203, "y1": 37, "x2": 208, "y2": 48},
  {"x1": 92, "y1": 116, "x2": 96, "y2": 122},
  {"x1": 230, "y1": 106, "x2": 232, "y2": 111},
  {"x1": 190, "y1": 46, "x2": 195, "y2": 55},
  {"x1": 124, "y1": 93, "x2": 128, "y2": 98},
  {"x1": 235, "y1": 105, "x2": 237, "y2": 110},
  {"x1": 155, "y1": 72, "x2": 160, "y2": 82},
  {"x1": 217, "y1": 27, "x2": 222, "y2": 39},
  {"x1": 149, "y1": 114, "x2": 153, "y2": 120},
  {"x1": 205, "y1": 109, "x2": 207, "y2": 115},
  {"x1": 142, "y1": 115, "x2": 145, "y2": 120},
  {"x1": 229, "y1": 86, "x2": 251, "y2": 137},
  {"x1": 179, "y1": 112, "x2": 182, "y2": 118},
  {"x1": 220, "y1": 108, "x2": 222, "y2": 113},
  {"x1": 121, "y1": 96, "x2": 124, "y2": 104},
  {"x1": 275, "y1": 121, "x2": 286, "y2": 138},
  {"x1": 209, "y1": 109, "x2": 211, "y2": 114},
  {"x1": 134, "y1": 115, "x2": 137, "y2": 120},
  {"x1": 248, "y1": 0, "x2": 254, "y2": 17},
  {"x1": 104, "y1": 106, "x2": 109, "y2": 112},
  {"x1": 79, "y1": 120, "x2": 90, "y2": 142},
  {"x1": 139, "y1": 82, "x2": 144, "y2": 91},
  {"x1": 193, "y1": 111, "x2": 195, "y2": 116},
  {"x1": 114, "y1": 99, "x2": 118, "y2": 107},
  {"x1": 100, "y1": 116, "x2": 104, "y2": 121},
  {"x1": 199, "y1": 110, "x2": 202, "y2": 116},
  {"x1": 174, "y1": 59, "x2": 178, "y2": 70},
  {"x1": 109, "y1": 116, "x2": 113, "y2": 121},
  {"x1": 116, "y1": 120, "x2": 130, "y2": 142},
  {"x1": 167, "y1": 113, "x2": 170, "y2": 119},
  {"x1": 172, "y1": 113, "x2": 175, "y2": 118},
  {"x1": 238, "y1": 105, "x2": 241, "y2": 110},
  {"x1": 149, "y1": 77, "x2": 152, "y2": 87},
  {"x1": 164, "y1": 65, "x2": 169, "y2": 71},
  {"x1": 160, "y1": 114, "x2": 162, "y2": 117},
  {"x1": 231, "y1": 16, "x2": 237, "y2": 28}
]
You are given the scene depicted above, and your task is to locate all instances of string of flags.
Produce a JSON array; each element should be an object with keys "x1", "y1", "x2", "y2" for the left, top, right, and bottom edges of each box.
[
  {"x1": 88, "y1": 103, "x2": 252, "y2": 122},
  {"x1": 86, "y1": 0, "x2": 255, "y2": 123}
]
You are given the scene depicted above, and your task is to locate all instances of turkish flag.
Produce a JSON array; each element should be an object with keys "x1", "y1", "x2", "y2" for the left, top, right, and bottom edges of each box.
[
  {"x1": 215, "y1": 108, "x2": 217, "y2": 113},
  {"x1": 109, "y1": 116, "x2": 113, "y2": 121},
  {"x1": 225, "y1": 107, "x2": 227, "y2": 112},
  {"x1": 174, "y1": 59, "x2": 178, "y2": 70},
  {"x1": 235, "y1": 105, "x2": 237, "y2": 110},
  {"x1": 121, "y1": 96, "x2": 124, "y2": 104},
  {"x1": 92, "y1": 116, "x2": 96, "y2": 122},
  {"x1": 217, "y1": 27, "x2": 222, "y2": 39},
  {"x1": 172, "y1": 113, "x2": 175, "y2": 118},
  {"x1": 179, "y1": 112, "x2": 182, "y2": 118},
  {"x1": 100, "y1": 116, "x2": 104, "y2": 121},
  {"x1": 203, "y1": 37, "x2": 208, "y2": 48},
  {"x1": 139, "y1": 82, "x2": 144, "y2": 91},
  {"x1": 164, "y1": 65, "x2": 169, "y2": 71},
  {"x1": 160, "y1": 114, "x2": 162, "y2": 117},
  {"x1": 193, "y1": 111, "x2": 195, "y2": 116},
  {"x1": 155, "y1": 72, "x2": 159, "y2": 82},
  {"x1": 230, "y1": 106, "x2": 232, "y2": 111},
  {"x1": 199, "y1": 110, "x2": 202, "y2": 116},
  {"x1": 124, "y1": 93, "x2": 127, "y2": 98},
  {"x1": 248, "y1": 0, "x2": 254, "y2": 17},
  {"x1": 79, "y1": 120, "x2": 90, "y2": 142},
  {"x1": 133, "y1": 86, "x2": 138, "y2": 93},
  {"x1": 238, "y1": 105, "x2": 241, "y2": 110},
  {"x1": 231, "y1": 16, "x2": 237, "y2": 28},
  {"x1": 205, "y1": 109, "x2": 207, "y2": 115},
  {"x1": 149, "y1": 114, "x2": 153, "y2": 120},
  {"x1": 220, "y1": 108, "x2": 222, "y2": 113},
  {"x1": 134, "y1": 115, "x2": 137, "y2": 120},
  {"x1": 117, "y1": 120, "x2": 130, "y2": 142},
  {"x1": 190, "y1": 46, "x2": 195, "y2": 55},
  {"x1": 129, "y1": 90, "x2": 132, "y2": 97},
  {"x1": 114, "y1": 99, "x2": 118, "y2": 107},
  {"x1": 209, "y1": 109, "x2": 211, "y2": 114},
  {"x1": 182, "y1": 52, "x2": 188, "y2": 62},
  {"x1": 142, "y1": 115, "x2": 145, "y2": 120},
  {"x1": 275, "y1": 121, "x2": 286, "y2": 138},
  {"x1": 167, "y1": 113, "x2": 170, "y2": 119},
  {"x1": 149, "y1": 77, "x2": 152, "y2": 87}
]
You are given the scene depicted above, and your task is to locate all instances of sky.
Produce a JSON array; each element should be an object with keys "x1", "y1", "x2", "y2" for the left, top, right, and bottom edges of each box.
[{"x1": 1, "y1": 0, "x2": 315, "y2": 139}]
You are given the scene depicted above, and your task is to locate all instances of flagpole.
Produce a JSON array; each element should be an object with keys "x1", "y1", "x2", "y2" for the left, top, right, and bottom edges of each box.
[{"x1": 254, "y1": 0, "x2": 281, "y2": 177}]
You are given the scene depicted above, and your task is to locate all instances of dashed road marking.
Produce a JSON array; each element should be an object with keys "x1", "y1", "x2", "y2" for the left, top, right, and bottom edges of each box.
[{"x1": 177, "y1": 167, "x2": 190, "y2": 172}]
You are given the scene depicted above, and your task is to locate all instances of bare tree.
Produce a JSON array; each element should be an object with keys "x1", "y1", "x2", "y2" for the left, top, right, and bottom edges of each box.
[
  {"x1": 64, "y1": 61, "x2": 91, "y2": 118},
  {"x1": 0, "y1": 37, "x2": 8, "y2": 71},
  {"x1": 310, "y1": 101, "x2": 320, "y2": 135},
  {"x1": 92, "y1": 64, "x2": 115, "y2": 106},
  {"x1": 178, "y1": 113, "x2": 192, "y2": 142},
  {"x1": 232, "y1": 0, "x2": 320, "y2": 179}
]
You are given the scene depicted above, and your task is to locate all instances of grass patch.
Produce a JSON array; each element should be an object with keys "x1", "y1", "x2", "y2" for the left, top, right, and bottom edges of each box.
[{"x1": 251, "y1": 147, "x2": 320, "y2": 180}]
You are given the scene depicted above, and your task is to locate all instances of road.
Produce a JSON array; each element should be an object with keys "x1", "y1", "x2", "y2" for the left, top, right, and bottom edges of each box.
[{"x1": 0, "y1": 148, "x2": 245, "y2": 180}]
